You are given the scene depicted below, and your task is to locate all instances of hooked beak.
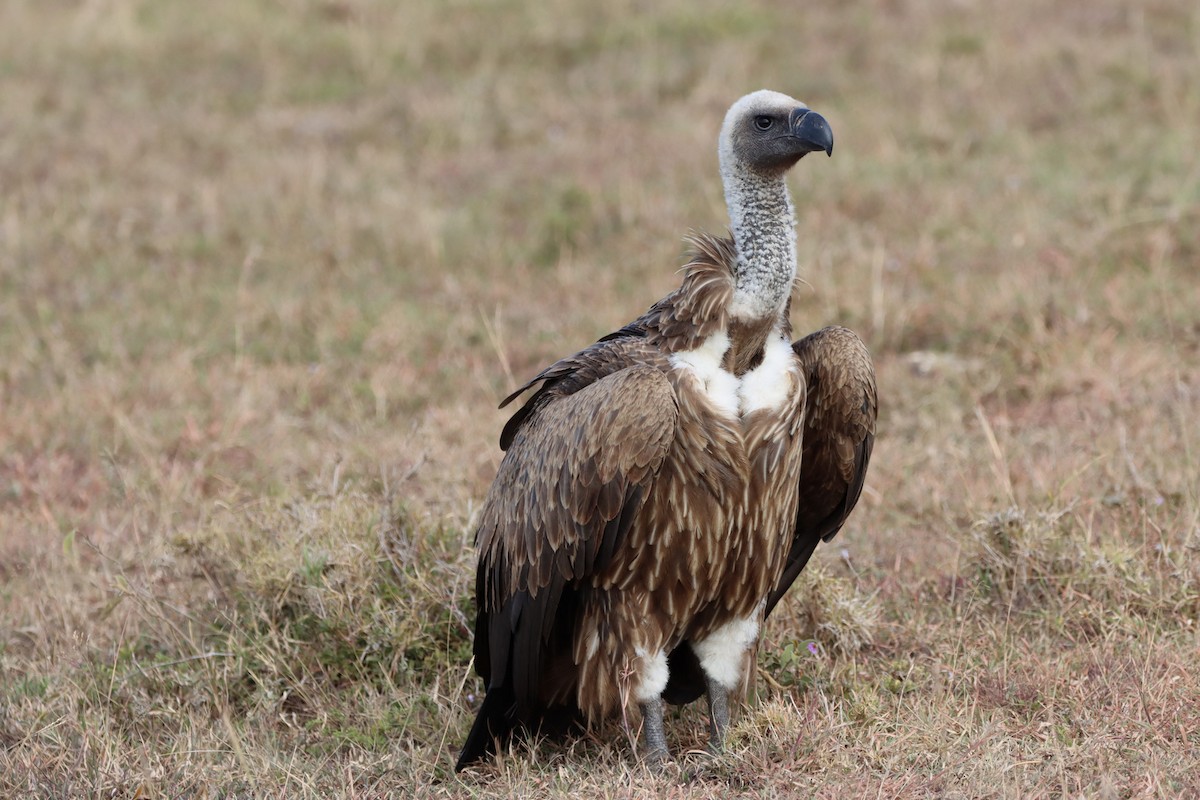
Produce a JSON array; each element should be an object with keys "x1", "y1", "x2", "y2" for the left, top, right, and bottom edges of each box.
[{"x1": 788, "y1": 108, "x2": 833, "y2": 157}]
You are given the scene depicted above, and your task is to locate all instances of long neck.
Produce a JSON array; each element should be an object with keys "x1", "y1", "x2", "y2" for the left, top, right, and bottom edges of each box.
[{"x1": 721, "y1": 166, "x2": 797, "y2": 322}]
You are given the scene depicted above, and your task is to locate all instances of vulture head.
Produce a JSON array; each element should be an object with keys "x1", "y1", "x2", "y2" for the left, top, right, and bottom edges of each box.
[{"x1": 718, "y1": 89, "x2": 833, "y2": 177}]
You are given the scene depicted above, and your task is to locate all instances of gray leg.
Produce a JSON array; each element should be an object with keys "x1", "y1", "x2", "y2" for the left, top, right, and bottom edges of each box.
[
  {"x1": 639, "y1": 696, "x2": 670, "y2": 765},
  {"x1": 705, "y1": 675, "x2": 730, "y2": 754}
]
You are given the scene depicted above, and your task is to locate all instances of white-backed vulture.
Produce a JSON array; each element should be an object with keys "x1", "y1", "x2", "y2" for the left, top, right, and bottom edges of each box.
[{"x1": 456, "y1": 90, "x2": 877, "y2": 771}]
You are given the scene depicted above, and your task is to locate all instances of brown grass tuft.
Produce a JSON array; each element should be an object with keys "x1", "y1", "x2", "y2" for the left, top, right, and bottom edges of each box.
[{"x1": 776, "y1": 560, "x2": 879, "y2": 656}]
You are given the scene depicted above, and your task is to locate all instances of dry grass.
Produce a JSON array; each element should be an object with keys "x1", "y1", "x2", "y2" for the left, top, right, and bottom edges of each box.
[{"x1": 2, "y1": 0, "x2": 1199, "y2": 797}]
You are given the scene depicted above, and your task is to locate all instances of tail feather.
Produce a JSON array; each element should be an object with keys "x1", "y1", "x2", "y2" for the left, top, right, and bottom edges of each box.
[
  {"x1": 456, "y1": 689, "x2": 587, "y2": 771},
  {"x1": 455, "y1": 687, "x2": 516, "y2": 772}
]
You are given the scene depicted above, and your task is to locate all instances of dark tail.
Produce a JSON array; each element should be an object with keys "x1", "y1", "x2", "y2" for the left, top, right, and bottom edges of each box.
[
  {"x1": 456, "y1": 688, "x2": 586, "y2": 772},
  {"x1": 455, "y1": 686, "x2": 516, "y2": 772}
]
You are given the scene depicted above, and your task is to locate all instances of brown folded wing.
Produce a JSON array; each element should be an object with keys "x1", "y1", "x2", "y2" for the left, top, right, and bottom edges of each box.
[
  {"x1": 763, "y1": 325, "x2": 877, "y2": 618},
  {"x1": 474, "y1": 358, "x2": 678, "y2": 716}
]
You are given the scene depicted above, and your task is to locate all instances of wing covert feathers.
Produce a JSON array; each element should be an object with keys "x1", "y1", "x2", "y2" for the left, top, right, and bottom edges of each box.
[{"x1": 481, "y1": 362, "x2": 677, "y2": 592}]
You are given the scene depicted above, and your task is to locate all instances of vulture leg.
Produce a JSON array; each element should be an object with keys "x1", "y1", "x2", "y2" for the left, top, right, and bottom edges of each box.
[
  {"x1": 705, "y1": 675, "x2": 730, "y2": 754},
  {"x1": 639, "y1": 696, "x2": 670, "y2": 765}
]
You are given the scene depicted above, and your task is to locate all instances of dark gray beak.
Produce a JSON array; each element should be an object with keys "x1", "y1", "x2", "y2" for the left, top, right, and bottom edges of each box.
[{"x1": 788, "y1": 108, "x2": 833, "y2": 157}]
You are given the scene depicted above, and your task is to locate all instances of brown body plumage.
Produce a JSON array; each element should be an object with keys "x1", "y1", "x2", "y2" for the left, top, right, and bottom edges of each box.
[{"x1": 457, "y1": 91, "x2": 877, "y2": 771}]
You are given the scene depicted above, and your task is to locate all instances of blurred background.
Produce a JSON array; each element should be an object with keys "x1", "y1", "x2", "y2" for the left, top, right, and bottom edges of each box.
[{"x1": 1, "y1": 1, "x2": 1197, "y2": 796}]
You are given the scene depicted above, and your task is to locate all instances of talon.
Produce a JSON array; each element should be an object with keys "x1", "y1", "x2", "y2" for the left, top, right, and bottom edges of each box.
[{"x1": 643, "y1": 745, "x2": 672, "y2": 771}]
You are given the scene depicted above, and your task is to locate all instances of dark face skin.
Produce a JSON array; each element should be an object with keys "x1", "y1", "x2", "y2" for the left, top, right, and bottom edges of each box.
[{"x1": 733, "y1": 107, "x2": 834, "y2": 175}]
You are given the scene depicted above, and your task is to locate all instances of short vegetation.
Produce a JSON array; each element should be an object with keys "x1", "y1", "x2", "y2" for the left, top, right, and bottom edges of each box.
[{"x1": 1, "y1": 1, "x2": 1198, "y2": 797}]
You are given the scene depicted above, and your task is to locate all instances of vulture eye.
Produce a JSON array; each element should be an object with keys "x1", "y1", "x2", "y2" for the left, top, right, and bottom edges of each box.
[{"x1": 753, "y1": 116, "x2": 773, "y2": 131}]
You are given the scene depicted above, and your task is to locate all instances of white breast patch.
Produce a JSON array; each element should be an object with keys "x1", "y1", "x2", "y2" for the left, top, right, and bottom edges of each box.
[
  {"x1": 738, "y1": 335, "x2": 797, "y2": 414},
  {"x1": 671, "y1": 330, "x2": 797, "y2": 418},
  {"x1": 670, "y1": 331, "x2": 740, "y2": 418}
]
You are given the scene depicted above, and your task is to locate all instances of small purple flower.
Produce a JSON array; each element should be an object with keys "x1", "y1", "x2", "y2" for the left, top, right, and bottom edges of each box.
[{"x1": 806, "y1": 641, "x2": 819, "y2": 657}]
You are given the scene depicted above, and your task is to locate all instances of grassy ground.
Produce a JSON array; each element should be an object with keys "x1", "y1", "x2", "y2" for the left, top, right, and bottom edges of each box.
[{"x1": 1, "y1": 0, "x2": 1198, "y2": 797}]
